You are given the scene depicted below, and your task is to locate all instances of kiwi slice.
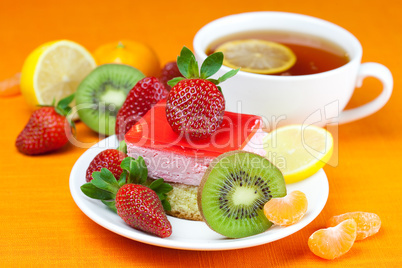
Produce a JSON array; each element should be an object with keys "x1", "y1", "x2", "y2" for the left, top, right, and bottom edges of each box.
[
  {"x1": 198, "y1": 150, "x2": 287, "y2": 238},
  {"x1": 75, "y1": 64, "x2": 144, "y2": 135}
]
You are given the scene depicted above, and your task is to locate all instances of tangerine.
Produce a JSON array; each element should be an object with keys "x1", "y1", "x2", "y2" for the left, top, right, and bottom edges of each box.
[
  {"x1": 327, "y1": 212, "x2": 381, "y2": 240},
  {"x1": 263, "y1": 190, "x2": 308, "y2": 226},
  {"x1": 93, "y1": 40, "x2": 160, "y2": 77},
  {"x1": 308, "y1": 219, "x2": 357, "y2": 260}
]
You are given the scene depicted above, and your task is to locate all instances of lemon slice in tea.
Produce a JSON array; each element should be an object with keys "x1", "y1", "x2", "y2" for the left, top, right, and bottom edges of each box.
[{"x1": 216, "y1": 39, "x2": 296, "y2": 74}]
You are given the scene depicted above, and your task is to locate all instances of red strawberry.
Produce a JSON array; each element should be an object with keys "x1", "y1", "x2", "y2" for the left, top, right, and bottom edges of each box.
[
  {"x1": 166, "y1": 79, "x2": 225, "y2": 139},
  {"x1": 115, "y1": 77, "x2": 168, "y2": 141},
  {"x1": 115, "y1": 184, "x2": 172, "y2": 238},
  {"x1": 85, "y1": 149, "x2": 126, "y2": 182},
  {"x1": 159, "y1": 61, "x2": 183, "y2": 91},
  {"x1": 165, "y1": 47, "x2": 239, "y2": 140},
  {"x1": 15, "y1": 94, "x2": 75, "y2": 155},
  {"x1": 81, "y1": 157, "x2": 173, "y2": 238}
]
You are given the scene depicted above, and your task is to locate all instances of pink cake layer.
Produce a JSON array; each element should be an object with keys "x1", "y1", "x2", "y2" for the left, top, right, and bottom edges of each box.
[{"x1": 125, "y1": 100, "x2": 267, "y2": 186}]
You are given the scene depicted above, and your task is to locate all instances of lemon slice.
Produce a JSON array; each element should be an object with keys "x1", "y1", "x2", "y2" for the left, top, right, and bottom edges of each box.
[
  {"x1": 20, "y1": 40, "x2": 96, "y2": 108},
  {"x1": 216, "y1": 39, "x2": 296, "y2": 74},
  {"x1": 263, "y1": 125, "x2": 333, "y2": 183}
]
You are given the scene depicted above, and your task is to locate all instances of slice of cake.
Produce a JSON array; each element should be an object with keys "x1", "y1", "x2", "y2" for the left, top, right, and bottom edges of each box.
[{"x1": 125, "y1": 99, "x2": 267, "y2": 220}]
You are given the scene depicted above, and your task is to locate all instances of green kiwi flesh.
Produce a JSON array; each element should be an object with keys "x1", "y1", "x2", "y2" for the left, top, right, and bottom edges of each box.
[
  {"x1": 198, "y1": 150, "x2": 287, "y2": 238},
  {"x1": 75, "y1": 64, "x2": 144, "y2": 135}
]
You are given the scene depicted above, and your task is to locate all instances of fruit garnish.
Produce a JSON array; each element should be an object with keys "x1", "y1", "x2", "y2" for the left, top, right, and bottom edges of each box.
[
  {"x1": 115, "y1": 77, "x2": 168, "y2": 141},
  {"x1": 75, "y1": 64, "x2": 144, "y2": 135},
  {"x1": 166, "y1": 46, "x2": 239, "y2": 140},
  {"x1": 263, "y1": 190, "x2": 308, "y2": 226},
  {"x1": 0, "y1": 73, "x2": 21, "y2": 97},
  {"x1": 263, "y1": 125, "x2": 333, "y2": 183},
  {"x1": 116, "y1": 184, "x2": 172, "y2": 238},
  {"x1": 197, "y1": 150, "x2": 286, "y2": 238},
  {"x1": 308, "y1": 219, "x2": 357, "y2": 260},
  {"x1": 85, "y1": 148, "x2": 127, "y2": 182},
  {"x1": 93, "y1": 40, "x2": 160, "y2": 77},
  {"x1": 159, "y1": 61, "x2": 183, "y2": 91},
  {"x1": 215, "y1": 39, "x2": 296, "y2": 74},
  {"x1": 327, "y1": 212, "x2": 381, "y2": 241},
  {"x1": 15, "y1": 94, "x2": 75, "y2": 155},
  {"x1": 81, "y1": 156, "x2": 173, "y2": 237},
  {"x1": 20, "y1": 40, "x2": 96, "y2": 108}
]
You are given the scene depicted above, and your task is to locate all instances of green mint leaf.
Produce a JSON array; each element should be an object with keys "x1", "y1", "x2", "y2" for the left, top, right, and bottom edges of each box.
[
  {"x1": 121, "y1": 157, "x2": 148, "y2": 185},
  {"x1": 217, "y1": 68, "x2": 240, "y2": 84},
  {"x1": 101, "y1": 200, "x2": 117, "y2": 213},
  {"x1": 162, "y1": 199, "x2": 171, "y2": 211},
  {"x1": 200, "y1": 52, "x2": 223, "y2": 79},
  {"x1": 167, "y1": 77, "x2": 185, "y2": 88},
  {"x1": 80, "y1": 183, "x2": 116, "y2": 200},
  {"x1": 177, "y1": 46, "x2": 199, "y2": 78}
]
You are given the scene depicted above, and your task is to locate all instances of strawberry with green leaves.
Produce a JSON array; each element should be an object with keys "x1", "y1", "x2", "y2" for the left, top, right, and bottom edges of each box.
[
  {"x1": 15, "y1": 94, "x2": 75, "y2": 155},
  {"x1": 81, "y1": 156, "x2": 173, "y2": 238},
  {"x1": 166, "y1": 47, "x2": 239, "y2": 140}
]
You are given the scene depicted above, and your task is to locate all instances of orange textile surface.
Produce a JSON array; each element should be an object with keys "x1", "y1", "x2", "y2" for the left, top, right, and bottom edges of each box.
[{"x1": 1, "y1": 0, "x2": 401, "y2": 266}]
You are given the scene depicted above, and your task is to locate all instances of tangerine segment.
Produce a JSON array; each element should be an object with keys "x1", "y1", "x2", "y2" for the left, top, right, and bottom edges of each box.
[
  {"x1": 216, "y1": 39, "x2": 296, "y2": 74},
  {"x1": 327, "y1": 212, "x2": 381, "y2": 240},
  {"x1": 308, "y1": 219, "x2": 357, "y2": 260},
  {"x1": 263, "y1": 190, "x2": 308, "y2": 226}
]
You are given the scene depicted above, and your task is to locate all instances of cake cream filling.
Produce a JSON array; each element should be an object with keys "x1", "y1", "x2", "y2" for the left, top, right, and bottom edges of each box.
[{"x1": 127, "y1": 129, "x2": 268, "y2": 186}]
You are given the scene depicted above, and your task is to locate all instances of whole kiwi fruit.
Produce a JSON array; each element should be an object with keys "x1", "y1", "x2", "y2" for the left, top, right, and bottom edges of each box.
[
  {"x1": 75, "y1": 64, "x2": 144, "y2": 135},
  {"x1": 198, "y1": 150, "x2": 287, "y2": 238}
]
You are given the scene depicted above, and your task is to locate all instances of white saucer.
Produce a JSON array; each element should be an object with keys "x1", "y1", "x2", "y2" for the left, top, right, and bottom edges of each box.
[{"x1": 70, "y1": 135, "x2": 329, "y2": 251}]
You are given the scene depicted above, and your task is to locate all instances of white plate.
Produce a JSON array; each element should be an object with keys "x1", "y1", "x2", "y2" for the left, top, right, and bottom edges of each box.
[{"x1": 70, "y1": 135, "x2": 329, "y2": 251}]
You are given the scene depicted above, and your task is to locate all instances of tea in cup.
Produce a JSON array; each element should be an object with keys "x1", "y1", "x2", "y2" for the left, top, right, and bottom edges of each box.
[{"x1": 193, "y1": 12, "x2": 393, "y2": 128}]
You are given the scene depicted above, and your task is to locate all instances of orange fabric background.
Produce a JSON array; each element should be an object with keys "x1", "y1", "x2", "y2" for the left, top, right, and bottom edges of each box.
[{"x1": 1, "y1": 0, "x2": 401, "y2": 266}]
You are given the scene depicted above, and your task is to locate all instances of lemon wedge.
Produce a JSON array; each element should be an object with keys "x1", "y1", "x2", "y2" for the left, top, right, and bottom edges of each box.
[
  {"x1": 20, "y1": 40, "x2": 96, "y2": 108},
  {"x1": 216, "y1": 39, "x2": 296, "y2": 74},
  {"x1": 263, "y1": 125, "x2": 333, "y2": 183}
]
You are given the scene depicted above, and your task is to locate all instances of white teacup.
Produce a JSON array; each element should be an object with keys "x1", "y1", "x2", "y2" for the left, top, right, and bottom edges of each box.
[{"x1": 193, "y1": 12, "x2": 393, "y2": 128}]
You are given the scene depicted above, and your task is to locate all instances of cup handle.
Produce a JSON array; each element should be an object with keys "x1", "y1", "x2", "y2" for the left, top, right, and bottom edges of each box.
[{"x1": 338, "y1": 62, "x2": 393, "y2": 124}]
